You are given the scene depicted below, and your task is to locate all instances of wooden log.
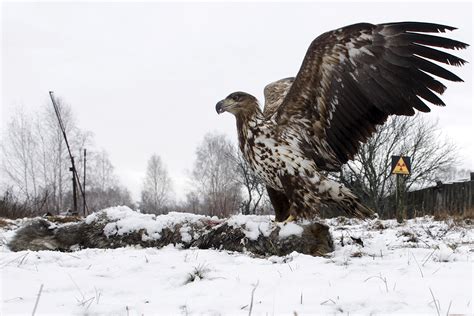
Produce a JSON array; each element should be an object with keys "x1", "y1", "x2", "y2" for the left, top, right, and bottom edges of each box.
[{"x1": 7, "y1": 208, "x2": 334, "y2": 257}]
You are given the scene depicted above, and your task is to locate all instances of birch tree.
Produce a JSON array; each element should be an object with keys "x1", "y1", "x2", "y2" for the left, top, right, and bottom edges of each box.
[
  {"x1": 232, "y1": 148, "x2": 266, "y2": 215},
  {"x1": 1, "y1": 99, "x2": 131, "y2": 215},
  {"x1": 189, "y1": 133, "x2": 242, "y2": 217},
  {"x1": 140, "y1": 154, "x2": 172, "y2": 214}
]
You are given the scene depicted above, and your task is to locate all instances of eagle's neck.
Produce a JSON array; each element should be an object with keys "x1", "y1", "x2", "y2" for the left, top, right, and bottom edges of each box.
[{"x1": 236, "y1": 107, "x2": 265, "y2": 156}]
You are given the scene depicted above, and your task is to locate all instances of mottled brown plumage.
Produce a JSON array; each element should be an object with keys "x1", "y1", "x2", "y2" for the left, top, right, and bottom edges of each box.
[{"x1": 216, "y1": 22, "x2": 468, "y2": 221}]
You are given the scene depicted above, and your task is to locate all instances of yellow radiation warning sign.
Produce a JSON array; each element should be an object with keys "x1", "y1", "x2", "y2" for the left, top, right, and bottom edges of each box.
[{"x1": 391, "y1": 156, "x2": 411, "y2": 175}]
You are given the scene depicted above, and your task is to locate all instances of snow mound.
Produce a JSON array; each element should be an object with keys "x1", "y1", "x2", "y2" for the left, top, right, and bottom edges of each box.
[
  {"x1": 278, "y1": 222, "x2": 304, "y2": 238},
  {"x1": 85, "y1": 206, "x2": 209, "y2": 241},
  {"x1": 435, "y1": 243, "x2": 454, "y2": 262},
  {"x1": 227, "y1": 214, "x2": 273, "y2": 240}
]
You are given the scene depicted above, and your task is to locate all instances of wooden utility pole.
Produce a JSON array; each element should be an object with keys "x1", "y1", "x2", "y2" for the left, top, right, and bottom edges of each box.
[
  {"x1": 70, "y1": 157, "x2": 78, "y2": 214},
  {"x1": 49, "y1": 91, "x2": 89, "y2": 216}
]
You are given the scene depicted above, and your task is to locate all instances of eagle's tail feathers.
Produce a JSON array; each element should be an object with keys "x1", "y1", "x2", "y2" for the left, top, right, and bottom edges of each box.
[
  {"x1": 350, "y1": 200, "x2": 376, "y2": 219},
  {"x1": 338, "y1": 190, "x2": 376, "y2": 219}
]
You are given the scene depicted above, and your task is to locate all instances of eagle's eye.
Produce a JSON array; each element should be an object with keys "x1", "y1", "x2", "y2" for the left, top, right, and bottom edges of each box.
[{"x1": 228, "y1": 92, "x2": 246, "y2": 102}]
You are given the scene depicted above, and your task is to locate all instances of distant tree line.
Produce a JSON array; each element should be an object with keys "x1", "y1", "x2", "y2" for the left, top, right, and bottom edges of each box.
[
  {"x1": 138, "y1": 133, "x2": 271, "y2": 218},
  {"x1": 1, "y1": 99, "x2": 133, "y2": 218}
]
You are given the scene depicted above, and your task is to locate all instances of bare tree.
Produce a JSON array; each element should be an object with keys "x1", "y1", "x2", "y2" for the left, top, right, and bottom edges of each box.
[
  {"x1": 140, "y1": 154, "x2": 173, "y2": 214},
  {"x1": 1, "y1": 108, "x2": 38, "y2": 203},
  {"x1": 87, "y1": 149, "x2": 117, "y2": 192},
  {"x1": 340, "y1": 115, "x2": 458, "y2": 217},
  {"x1": 67, "y1": 184, "x2": 134, "y2": 213},
  {"x1": 183, "y1": 191, "x2": 200, "y2": 214},
  {"x1": 231, "y1": 148, "x2": 266, "y2": 215},
  {"x1": 77, "y1": 149, "x2": 134, "y2": 212},
  {"x1": 189, "y1": 133, "x2": 242, "y2": 217},
  {"x1": 34, "y1": 98, "x2": 92, "y2": 212},
  {"x1": 1, "y1": 98, "x2": 131, "y2": 216}
]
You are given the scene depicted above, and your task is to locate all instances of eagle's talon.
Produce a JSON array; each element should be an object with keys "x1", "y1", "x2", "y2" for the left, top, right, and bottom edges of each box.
[{"x1": 271, "y1": 215, "x2": 296, "y2": 223}]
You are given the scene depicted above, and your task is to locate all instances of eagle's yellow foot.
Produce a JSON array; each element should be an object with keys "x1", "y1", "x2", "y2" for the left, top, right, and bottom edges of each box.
[{"x1": 271, "y1": 214, "x2": 296, "y2": 223}]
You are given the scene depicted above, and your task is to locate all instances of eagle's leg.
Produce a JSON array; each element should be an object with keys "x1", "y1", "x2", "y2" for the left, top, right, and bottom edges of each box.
[
  {"x1": 283, "y1": 214, "x2": 297, "y2": 223},
  {"x1": 279, "y1": 174, "x2": 322, "y2": 220},
  {"x1": 266, "y1": 186, "x2": 290, "y2": 222}
]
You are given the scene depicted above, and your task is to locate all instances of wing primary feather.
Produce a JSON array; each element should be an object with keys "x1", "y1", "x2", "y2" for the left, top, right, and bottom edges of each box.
[
  {"x1": 401, "y1": 33, "x2": 468, "y2": 49},
  {"x1": 413, "y1": 85, "x2": 446, "y2": 106},
  {"x1": 378, "y1": 55, "x2": 448, "y2": 95},
  {"x1": 411, "y1": 43, "x2": 467, "y2": 66},
  {"x1": 410, "y1": 96, "x2": 432, "y2": 112},
  {"x1": 409, "y1": 68, "x2": 447, "y2": 94},
  {"x1": 412, "y1": 56, "x2": 464, "y2": 82},
  {"x1": 383, "y1": 22, "x2": 457, "y2": 33}
]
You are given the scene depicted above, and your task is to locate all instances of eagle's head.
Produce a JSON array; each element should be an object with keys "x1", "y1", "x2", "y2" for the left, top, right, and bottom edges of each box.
[{"x1": 216, "y1": 92, "x2": 259, "y2": 117}]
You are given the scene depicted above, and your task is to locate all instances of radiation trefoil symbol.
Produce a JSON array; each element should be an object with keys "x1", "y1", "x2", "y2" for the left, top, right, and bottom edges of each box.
[{"x1": 391, "y1": 156, "x2": 411, "y2": 175}]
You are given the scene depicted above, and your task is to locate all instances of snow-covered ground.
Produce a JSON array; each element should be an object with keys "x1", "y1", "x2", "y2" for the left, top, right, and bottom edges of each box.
[{"x1": 1, "y1": 209, "x2": 473, "y2": 315}]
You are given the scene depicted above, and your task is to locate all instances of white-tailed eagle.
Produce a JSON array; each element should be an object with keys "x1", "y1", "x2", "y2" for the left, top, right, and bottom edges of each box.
[{"x1": 216, "y1": 22, "x2": 468, "y2": 221}]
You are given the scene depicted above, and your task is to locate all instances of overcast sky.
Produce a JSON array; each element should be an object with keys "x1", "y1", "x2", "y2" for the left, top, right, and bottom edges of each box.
[{"x1": 1, "y1": 1, "x2": 472, "y2": 201}]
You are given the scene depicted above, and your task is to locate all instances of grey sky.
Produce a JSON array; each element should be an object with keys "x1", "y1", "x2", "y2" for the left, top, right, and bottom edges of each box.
[{"x1": 2, "y1": 1, "x2": 472, "y2": 201}]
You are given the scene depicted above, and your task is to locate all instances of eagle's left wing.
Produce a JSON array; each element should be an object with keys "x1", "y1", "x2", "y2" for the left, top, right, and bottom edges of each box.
[
  {"x1": 275, "y1": 22, "x2": 468, "y2": 167},
  {"x1": 263, "y1": 77, "x2": 294, "y2": 118}
]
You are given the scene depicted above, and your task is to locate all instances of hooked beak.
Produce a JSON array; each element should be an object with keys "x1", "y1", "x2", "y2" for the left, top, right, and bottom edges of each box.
[{"x1": 215, "y1": 100, "x2": 227, "y2": 114}]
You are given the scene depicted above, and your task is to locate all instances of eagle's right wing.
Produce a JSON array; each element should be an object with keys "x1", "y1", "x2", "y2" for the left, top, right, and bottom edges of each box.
[{"x1": 275, "y1": 22, "x2": 468, "y2": 168}]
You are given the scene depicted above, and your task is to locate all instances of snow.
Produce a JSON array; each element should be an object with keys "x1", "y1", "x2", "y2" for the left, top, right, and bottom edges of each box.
[
  {"x1": 1, "y1": 211, "x2": 473, "y2": 315},
  {"x1": 278, "y1": 222, "x2": 304, "y2": 238},
  {"x1": 86, "y1": 206, "x2": 210, "y2": 241},
  {"x1": 435, "y1": 243, "x2": 454, "y2": 262},
  {"x1": 227, "y1": 214, "x2": 273, "y2": 240}
]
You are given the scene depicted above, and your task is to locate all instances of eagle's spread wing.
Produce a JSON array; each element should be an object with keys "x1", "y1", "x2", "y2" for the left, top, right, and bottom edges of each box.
[
  {"x1": 263, "y1": 77, "x2": 295, "y2": 117},
  {"x1": 276, "y1": 22, "x2": 468, "y2": 166}
]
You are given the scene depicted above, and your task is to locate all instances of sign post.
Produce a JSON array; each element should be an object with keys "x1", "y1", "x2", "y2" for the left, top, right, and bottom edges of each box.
[{"x1": 391, "y1": 156, "x2": 411, "y2": 223}]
